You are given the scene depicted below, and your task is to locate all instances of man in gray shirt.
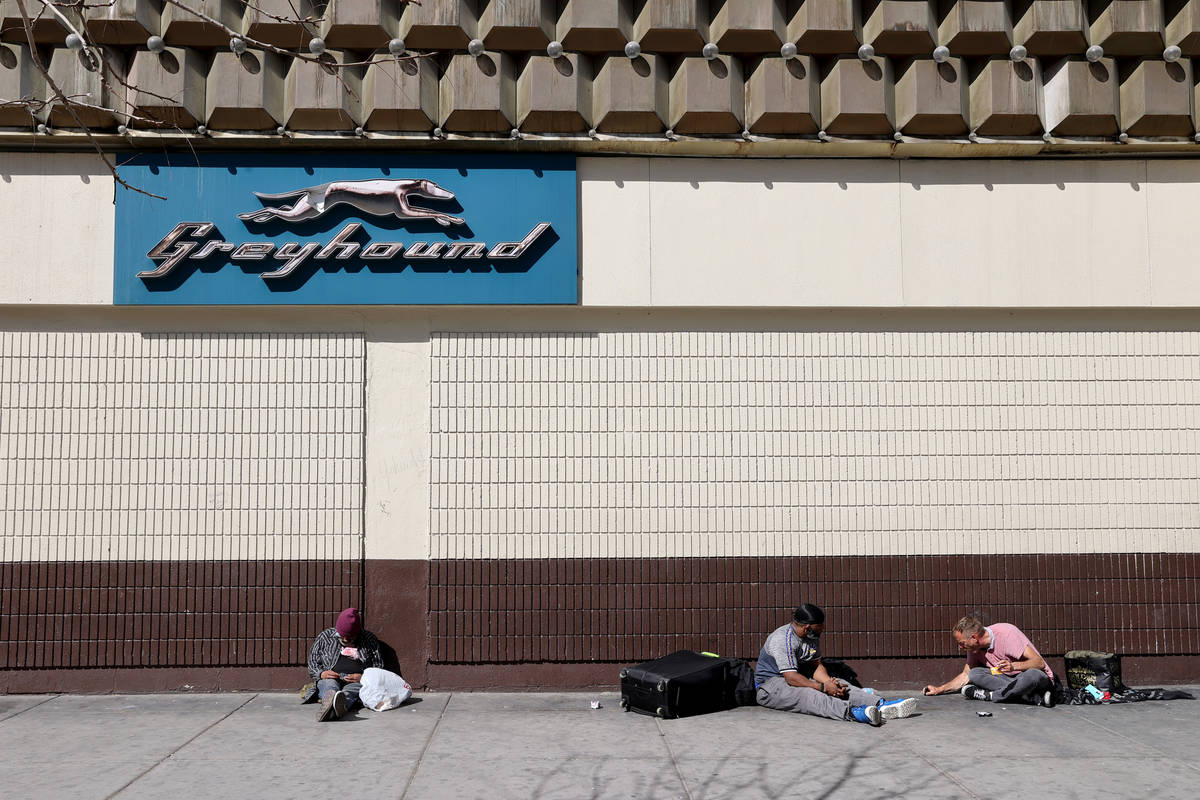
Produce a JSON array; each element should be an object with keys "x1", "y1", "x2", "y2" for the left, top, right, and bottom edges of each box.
[{"x1": 755, "y1": 604, "x2": 917, "y2": 726}]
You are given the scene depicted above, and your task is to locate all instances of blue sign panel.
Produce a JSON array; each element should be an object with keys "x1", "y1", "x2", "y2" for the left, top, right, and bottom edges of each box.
[{"x1": 114, "y1": 153, "x2": 577, "y2": 305}]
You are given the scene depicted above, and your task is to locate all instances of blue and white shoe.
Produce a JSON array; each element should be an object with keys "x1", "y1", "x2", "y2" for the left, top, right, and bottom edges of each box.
[
  {"x1": 877, "y1": 697, "x2": 918, "y2": 720},
  {"x1": 849, "y1": 704, "x2": 883, "y2": 726}
]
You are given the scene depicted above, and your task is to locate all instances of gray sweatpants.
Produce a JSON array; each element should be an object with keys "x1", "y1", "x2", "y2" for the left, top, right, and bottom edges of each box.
[
  {"x1": 968, "y1": 667, "x2": 1051, "y2": 703},
  {"x1": 756, "y1": 676, "x2": 878, "y2": 721}
]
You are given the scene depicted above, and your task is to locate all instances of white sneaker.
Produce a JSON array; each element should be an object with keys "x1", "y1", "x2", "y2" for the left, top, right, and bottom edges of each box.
[{"x1": 878, "y1": 698, "x2": 918, "y2": 720}]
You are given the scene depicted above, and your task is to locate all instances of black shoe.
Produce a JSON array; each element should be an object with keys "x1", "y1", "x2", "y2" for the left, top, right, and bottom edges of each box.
[
  {"x1": 961, "y1": 684, "x2": 992, "y2": 702},
  {"x1": 1034, "y1": 689, "x2": 1055, "y2": 708},
  {"x1": 332, "y1": 690, "x2": 347, "y2": 719}
]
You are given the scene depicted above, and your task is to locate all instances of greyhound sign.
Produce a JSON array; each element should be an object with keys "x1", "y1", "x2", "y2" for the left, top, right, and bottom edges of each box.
[{"x1": 114, "y1": 154, "x2": 577, "y2": 305}]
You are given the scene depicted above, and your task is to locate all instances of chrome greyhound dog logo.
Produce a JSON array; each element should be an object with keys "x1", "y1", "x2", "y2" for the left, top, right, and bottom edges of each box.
[
  {"x1": 236, "y1": 178, "x2": 466, "y2": 227},
  {"x1": 140, "y1": 177, "x2": 551, "y2": 282}
]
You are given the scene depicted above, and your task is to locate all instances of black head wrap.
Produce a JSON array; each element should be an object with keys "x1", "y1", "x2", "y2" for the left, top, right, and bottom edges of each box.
[{"x1": 792, "y1": 604, "x2": 825, "y2": 625}]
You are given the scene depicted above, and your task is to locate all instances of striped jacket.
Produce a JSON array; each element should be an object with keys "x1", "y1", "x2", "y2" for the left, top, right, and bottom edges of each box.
[{"x1": 300, "y1": 628, "x2": 383, "y2": 703}]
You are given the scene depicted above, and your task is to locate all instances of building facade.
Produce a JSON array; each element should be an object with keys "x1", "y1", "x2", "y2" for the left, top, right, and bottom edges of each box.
[{"x1": 2, "y1": 0, "x2": 1199, "y2": 691}]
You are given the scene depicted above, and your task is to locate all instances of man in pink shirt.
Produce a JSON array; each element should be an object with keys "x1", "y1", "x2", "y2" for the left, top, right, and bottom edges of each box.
[{"x1": 923, "y1": 616, "x2": 1056, "y2": 707}]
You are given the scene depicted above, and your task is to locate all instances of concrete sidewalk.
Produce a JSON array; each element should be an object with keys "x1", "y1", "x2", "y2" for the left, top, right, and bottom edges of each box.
[{"x1": 1, "y1": 689, "x2": 1196, "y2": 799}]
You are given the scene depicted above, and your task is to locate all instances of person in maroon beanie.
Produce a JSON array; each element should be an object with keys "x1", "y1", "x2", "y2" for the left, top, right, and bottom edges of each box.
[{"x1": 302, "y1": 608, "x2": 383, "y2": 721}]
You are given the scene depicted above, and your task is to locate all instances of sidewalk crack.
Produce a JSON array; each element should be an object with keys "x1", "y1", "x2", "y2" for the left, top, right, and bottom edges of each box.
[
  {"x1": 106, "y1": 693, "x2": 257, "y2": 799},
  {"x1": 654, "y1": 717, "x2": 695, "y2": 800},
  {"x1": 0, "y1": 694, "x2": 59, "y2": 723},
  {"x1": 400, "y1": 692, "x2": 451, "y2": 800}
]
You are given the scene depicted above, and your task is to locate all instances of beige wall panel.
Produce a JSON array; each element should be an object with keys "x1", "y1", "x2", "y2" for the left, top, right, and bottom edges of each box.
[
  {"x1": 1146, "y1": 159, "x2": 1200, "y2": 305},
  {"x1": 579, "y1": 158, "x2": 653, "y2": 306},
  {"x1": 0, "y1": 331, "x2": 364, "y2": 561},
  {"x1": 363, "y1": 319, "x2": 432, "y2": 561},
  {"x1": 898, "y1": 160, "x2": 1151, "y2": 306},
  {"x1": 642, "y1": 158, "x2": 905, "y2": 306},
  {"x1": 429, "y1": 328, "x2": 1200, "y2": 559},
  {"x1": 0, "y1": 153, "x2": 113, "y2": 305},
  {"x1": 6, "y1": 307, "x2": 1200, "y2": 563}
]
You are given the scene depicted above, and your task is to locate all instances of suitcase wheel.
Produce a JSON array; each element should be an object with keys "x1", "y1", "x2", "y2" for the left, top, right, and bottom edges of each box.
[
  {"x1": 656, "y1": 681, "x2": 666, "y2": 692},
  {"x1": 619, "y1": 698, "x2": 629, "y2": 711},
  {"x1": 656, "y1": 707, "x2": 666, "y2": 718}
]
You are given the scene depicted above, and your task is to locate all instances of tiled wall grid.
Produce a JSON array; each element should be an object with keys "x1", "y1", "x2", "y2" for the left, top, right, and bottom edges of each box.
[
  {"x1": 3, "y1": 0, "x2": 1200, "y2": 138},
  {"x1": 0, "y1": 331, "x2": 365, "y2": 562},
  {"x1": 0, "y1": 331, "x2": 365, "y2": 669},
  {"x1": 429, "y1": 330, "x2": 1200, "y2": 560}
]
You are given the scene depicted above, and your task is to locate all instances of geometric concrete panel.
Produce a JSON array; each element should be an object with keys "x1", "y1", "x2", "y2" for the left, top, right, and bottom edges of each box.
[
  {"x1": 821, "y1": 56, "x2": 895, "y2": 133},
  {"x1": 1165, "y1": 0, "x2": 1200, "y2": 55},
  {"x1": 1042, "y1": 56, "x2": 1119, "y2": 134},
  {"x1": 363, "y1": 56, "x2": 438, "y2": 131},
  {"x1": 0, "y1": 43, "x2": 39, "y2": 127},
  {"x1": 863, "y1": 0, "x2": 938, "y2": 54},
  {"x1": 895, "y1": 57, "x2": 969, "y2": 134},
  {"x1": 745, "y1": 55, "x2": 820, "y2": 133},
  {"x1": 1088, "y1": 0, "x2": 1164, "y2": 55},
  {"x1": 84, "y1": 0, "x2": 161, "y2": 45},
  {"x1": 710, "y1": 0, "x2": 786, "y2": 52},
  {"x1": 517, "y1": 54, "x2": 592, "y2": 132},
  {"x1": 161, "y1": 0, "x2": 246, "y2": 47},
  {"x1": 1013, "y1": 0, "x2": 1089, "y2": 54},
  {"x1": 244, "y1": 0, "x2": 314, "y2": 48},
  {"x1": 285, "y1": 51, "x2": 361, "y2": 130},
  {"x1": 938, "y1": 0, "x2": 1015, "y2": 55},
  {"x1": 592, "y1": 54, "x2": 669, "y2": 133},
  {"x1": 969, "y1": 57, "x2": 1044, "y2": 134},
  {"x1": 634, "y1": 0, "x2": 709, "y2": 52},
  {"x1": 127, "y1": 48, "x2": 206, "y2": 129},
  {"x1": 321, "y1": 0, "x2": 400, "y2": 49},
  {"x1": 1, "y1": 0, "x2": 76, "y2": 44},
  {"x1": 439, "y1": 51, "x2": 516, "y2": 132},
  {"x1": 479, "y1": 0, "x2": 555, "y2": 50},
  {"x1": 399, "y1": 0, "x2": 478, "y2": 49},
  {"x1": 44, "y1": 47, "x2": 125, "y2": 129},
  {"x1": 205, "y1": 50, "x2": 286, "y2": 130},
  {"x1": 1119, "y1": 58, "x2": 1192, "y2": 135},
  {"x1": 787, "y1": 0, "x2": 863, "y2": 54},
  {"x1": 669, "y1": 55, "x2": 745, "y2": 133},
  {"x1": 557, "y1": 0, "x2": 634, "y2": 51}
]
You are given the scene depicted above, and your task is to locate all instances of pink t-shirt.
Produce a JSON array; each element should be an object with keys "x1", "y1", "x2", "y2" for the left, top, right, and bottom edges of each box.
[{"x1": 967, "y1": 623, "x2": 1055, "y2": 681}]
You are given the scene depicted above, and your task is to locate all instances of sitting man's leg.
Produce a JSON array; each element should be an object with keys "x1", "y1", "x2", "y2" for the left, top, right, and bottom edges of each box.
[
  {"x1": 340, "y1": 680, "x2": 363, "y2": 711},
  {"x1": 994, "y1": 669, "x2": 1052, "y2": 704},
  {"x1": 756, "y1": 678, "x2": 881, "y2": 725},
  {"x1": 963, "y1": 667, "x2": 1052, "y2": 705},
  {"x1": 316, "y1": 678, "x2": 348, "y2": 721}
]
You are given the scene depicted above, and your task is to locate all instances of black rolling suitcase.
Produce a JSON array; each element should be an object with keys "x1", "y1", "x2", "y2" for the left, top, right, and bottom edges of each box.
[{"x1": 619, "y1": 650, "x2": 752, "y2": 719}]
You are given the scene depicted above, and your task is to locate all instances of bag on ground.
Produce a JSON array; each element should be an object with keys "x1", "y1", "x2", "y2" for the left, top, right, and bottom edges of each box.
[
  {"x1": 1064, "y1": 650, "x2": 1127, "y2": 692},
  {"x1": 359, "y1": 667, "x2": 412, "y2": 711},
  {"x1": 619, "y1": 650, "x2": 752, "y2": 719}
]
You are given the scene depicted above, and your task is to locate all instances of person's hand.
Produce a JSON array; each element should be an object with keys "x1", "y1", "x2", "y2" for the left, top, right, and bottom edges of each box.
[
  {"x1": 995, "y1": 660, "x2": 1012, "y2": 673},
  {"x1": 320, "y1": 670, "x2": 340, "y2": 680},
  {"x1": 821, "y1": 680, "x2": 847, "y2": 698},
  {"x1": 343, "y1": 673, "x2": 363, "y2": 683},
  {"x1": 922, "y1": 685, "x2": 940, "y2": 696}
]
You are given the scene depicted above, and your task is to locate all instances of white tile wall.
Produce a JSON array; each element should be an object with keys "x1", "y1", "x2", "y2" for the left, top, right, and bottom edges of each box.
[
  {"x1": 430, "y1": 330, "x2": 1200, "y2": 559},
  {"x1": 0, "y1": 332, "x2": 364, "y2": 561}
]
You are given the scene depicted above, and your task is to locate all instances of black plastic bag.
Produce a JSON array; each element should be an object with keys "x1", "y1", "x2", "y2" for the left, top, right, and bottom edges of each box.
[{"x1": 1064, "y1": 650, "x2": 1127, "y2": 692}]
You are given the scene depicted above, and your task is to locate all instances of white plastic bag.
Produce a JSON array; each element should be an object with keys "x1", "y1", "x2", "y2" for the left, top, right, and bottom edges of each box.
[{"x1": 358, "y1": 667, "x2": 412, "y2": 711}]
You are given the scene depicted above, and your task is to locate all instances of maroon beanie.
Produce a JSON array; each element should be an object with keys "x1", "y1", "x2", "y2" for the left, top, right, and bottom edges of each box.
[{"x1": 336, "y1": 607, "x2": 361, "y2": 639}]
